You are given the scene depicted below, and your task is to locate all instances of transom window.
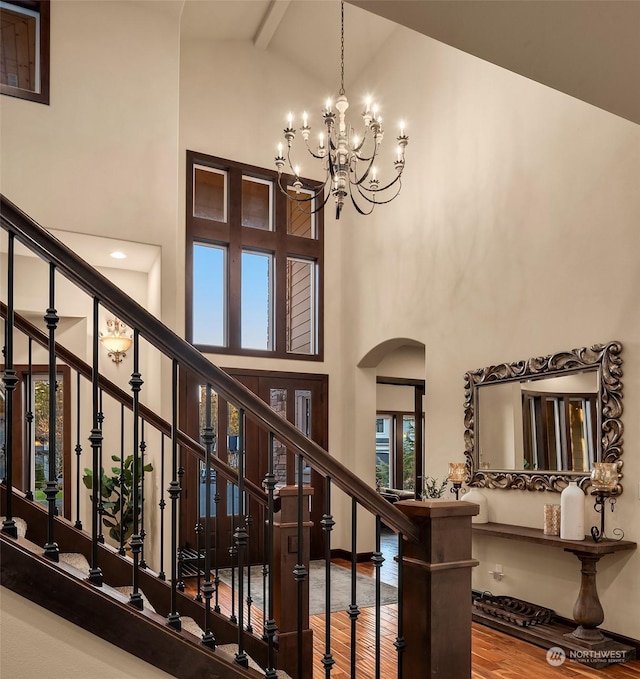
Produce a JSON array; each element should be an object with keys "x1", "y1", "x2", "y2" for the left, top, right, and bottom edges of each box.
[{"x1": 186, "y1": 151, "x2": 324, "y2": 359}]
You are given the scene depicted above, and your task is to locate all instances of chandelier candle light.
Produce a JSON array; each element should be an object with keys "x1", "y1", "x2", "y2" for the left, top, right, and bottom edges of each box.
[{"x1": 275, "y1": 0, "x2": 408, "y2": 220}]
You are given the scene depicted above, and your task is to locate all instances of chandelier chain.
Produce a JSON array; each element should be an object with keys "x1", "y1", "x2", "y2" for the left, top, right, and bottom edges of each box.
[{"x1": 340, "y1": 0, "x2": 345, "y2": 96}]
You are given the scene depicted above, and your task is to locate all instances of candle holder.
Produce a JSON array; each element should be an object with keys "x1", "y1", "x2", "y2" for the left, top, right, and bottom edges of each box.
[
  {"x1": 448, "y1": 462, "x2": 467, "y2": 501},
  {"x1": 590, "y1": 462, "x2": 623, "y2": 542}
]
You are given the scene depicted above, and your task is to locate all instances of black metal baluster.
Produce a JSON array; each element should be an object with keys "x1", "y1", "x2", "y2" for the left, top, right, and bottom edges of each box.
[
  {"x1": 234, "y1": 409, "x2": 248, "y2": 667},
  {"x1": 201, "y1": 383, "x2": 216, "y2": 647},
  {"x1": 294, "y1": 453, "x2": 308, "y2": 679},
  {"x1": 394, "y1": 533, "x2": 405, "y2": 679},
  {"x1": 263, "y1": 432, "x2": 278, "y2": 679},
  {"x1": 140, "y1": 418, "x2": 147, "y2": 569},
  {"x1": 158, "y1": 433, "x2": 166, "y2": 580},
  {"x1": 118, "y1": 404, "x2": 126, "y2": 556},
  {"x1": 229, "y1": 469, "x2": 237, "y2": 625},
  {"x1": 97, "y1": 388, "x2": 104, "y2": 544},
  {"x1": 373, "y1": 515, "x2": 385, "y2": 679},
  {"x1": 43, "y1": 263, "x2": 59, "y2": 561},
  {"x1": 321, "y1": 477, "x2": 335, "y2": 677},
  {"x1": 88, "y1": 298, "x2": 103, "y2": 585},
  {"x1": 213, "y1": 471, "x2": 221, "y2": 614},
  {"x1": 24, "y1": 338, "x2": 34, "y2": 501},
  {"x1": 73, "y1": 370, "x2": 82, "y2": 528},
  {"x1": 194, "y1": 520, "x2": 203, "y2": 602},
  {"x1": 129, "y1": 331, "x2": 144, "y2": 609},
  {"x1": 98, "y1": 389, "x2": 104, "y2": 545},
  {"x1": 261, "y1": 500, "x2": 269, "y2": 641},
  {"x1": 348, "y1": 496, "x2": 360, "y2": 678},
  {"x1": 1, "y1": 232, "x2": 18, "y2": 538},
  {"x1": 167, "y1": 358, "x2": 181, "y2": 630},
  {"x1": 245, "y1": 512, "x2": 253, "y2": 633}
]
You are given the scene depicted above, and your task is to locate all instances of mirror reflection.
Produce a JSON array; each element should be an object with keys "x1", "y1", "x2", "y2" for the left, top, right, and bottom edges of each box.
[
  {"x1": 464, "y1": 341, "x2": 624, "y2": 493},
  {"x1": 477, "y1": 370, "x2": 598, "y2": 473}
]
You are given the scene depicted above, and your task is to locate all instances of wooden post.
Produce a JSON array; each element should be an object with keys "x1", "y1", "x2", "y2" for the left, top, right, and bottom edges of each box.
[
  {"x1": 396, "y1": 500, "x2": 478, "y2": 679},
  {"x1": 272, "y1": 485, "x2": 314, "y2": 679}
]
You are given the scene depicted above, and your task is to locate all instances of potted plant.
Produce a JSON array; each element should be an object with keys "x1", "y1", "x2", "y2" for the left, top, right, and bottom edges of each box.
[
  {"x1": 83, "y1": 454, "x2": 152, "y2": 548},
  {"x1": 422, "y1": 476, "x2": 448, "y2": 500}
]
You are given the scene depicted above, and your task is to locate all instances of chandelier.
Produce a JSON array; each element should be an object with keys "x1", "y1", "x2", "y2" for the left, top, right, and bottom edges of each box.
[{"x1": 275, "y1": 0, "x2": 408, "y2": 220}]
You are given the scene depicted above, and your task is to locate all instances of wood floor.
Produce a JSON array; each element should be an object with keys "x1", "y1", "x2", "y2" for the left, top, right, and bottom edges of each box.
[{"x1": 185, "y1": 529, "x2": 640, "y2": 678}]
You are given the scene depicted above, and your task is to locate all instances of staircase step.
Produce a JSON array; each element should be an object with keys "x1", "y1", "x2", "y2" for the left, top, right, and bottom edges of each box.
[
  {"x1": 1, "y1": 516, "x2": 27, "y2": 538},
  {"x1": 59, "y1": 552, "x2": 91, "y2": 573},
  {"x1": 180, "y1": 616, "x2": 204, "y2": 637},
  {"x1": 111, "y1": 586, "x2": 156, "y2": 613}
]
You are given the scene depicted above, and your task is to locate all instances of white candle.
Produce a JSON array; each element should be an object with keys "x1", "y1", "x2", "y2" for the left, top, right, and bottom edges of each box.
[
  {"x1": 278, "y1": 143, "x2": 283, "y2": 157},
  {"x1": 287, "y1": 112, "x2": 293, "y2": 128},
  {"x1": 319, "y1": 132, "x2": 324, "y2": 148},
  {"x1": 303, "y1": 111, "x2": 308, "y2": 127},
  {"x1": 400, "y1": 120, "x2": 405, "y2": 137}
]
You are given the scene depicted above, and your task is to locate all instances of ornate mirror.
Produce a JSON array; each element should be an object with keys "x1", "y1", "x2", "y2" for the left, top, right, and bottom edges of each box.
[{"x1": 464, "y1": 342, "x2": 623, "y2": 492}]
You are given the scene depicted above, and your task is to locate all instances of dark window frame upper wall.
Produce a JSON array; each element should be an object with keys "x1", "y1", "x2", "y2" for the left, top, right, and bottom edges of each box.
[
  {"x1": 0, "y1": 0, "x2": 50, "y2": 105},
  {"x1": 186, "y1": 150, "x2": 325, "y2": 361}
]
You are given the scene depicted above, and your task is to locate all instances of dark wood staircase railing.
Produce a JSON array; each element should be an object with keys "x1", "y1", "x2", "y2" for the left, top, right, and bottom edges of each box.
[{"x1": 1, "y1": 193, "x2": 477, "y2": 679}]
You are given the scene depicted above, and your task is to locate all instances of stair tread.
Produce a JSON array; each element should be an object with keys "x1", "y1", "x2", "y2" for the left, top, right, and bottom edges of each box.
[{"x1": 1, "y1": 516, "x2": 27, "y2": 538}]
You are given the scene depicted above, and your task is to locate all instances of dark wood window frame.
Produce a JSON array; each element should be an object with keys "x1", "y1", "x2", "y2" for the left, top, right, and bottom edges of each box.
[
  {"x1": 0, "y1": 0, "x2": 50, "y2": 105},
  {"x1": 186, "y1": 150, "x2": 324, "y2": 360}
]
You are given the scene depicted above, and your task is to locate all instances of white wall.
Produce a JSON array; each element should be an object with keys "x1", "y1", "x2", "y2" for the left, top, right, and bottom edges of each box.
[
  {"x1": 0, "y1": 588, "x2": 176, "y2": 679},
  {"x1": 342, "y1": 27, "x2": 640, "y2": 638}
]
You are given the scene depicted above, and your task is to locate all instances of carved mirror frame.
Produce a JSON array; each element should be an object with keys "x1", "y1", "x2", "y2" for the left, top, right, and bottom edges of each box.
[{"x1": 464, "y1": 341, "x2": 623, "y2": 493}]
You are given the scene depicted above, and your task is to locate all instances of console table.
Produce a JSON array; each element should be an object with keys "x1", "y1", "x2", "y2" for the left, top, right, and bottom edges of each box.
[{"x1": 473, "y1": 522, "x2": 637, "y2": 667}]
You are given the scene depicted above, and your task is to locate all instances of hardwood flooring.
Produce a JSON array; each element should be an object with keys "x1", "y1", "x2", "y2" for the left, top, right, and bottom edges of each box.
[{"x1": 184, "y1": 528, "x2": 640, "y2": 678}]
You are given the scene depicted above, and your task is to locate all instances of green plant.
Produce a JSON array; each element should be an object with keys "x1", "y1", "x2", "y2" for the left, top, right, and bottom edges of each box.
[
  {"x1": 82, "y1": 454, "x2": 152, "y2": 546},
  {"x1": 422, "y1": 476, "x2": 448, "y2": 499}
]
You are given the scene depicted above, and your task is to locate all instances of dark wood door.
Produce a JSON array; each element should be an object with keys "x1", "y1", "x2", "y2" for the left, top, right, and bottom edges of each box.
[{"x1": 180, "y1": 369, "x2": 328, "y2": 566}]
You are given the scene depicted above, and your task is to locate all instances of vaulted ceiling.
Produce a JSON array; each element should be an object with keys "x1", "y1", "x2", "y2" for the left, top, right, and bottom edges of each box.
[{"x1": 174, "y1": 0, "x2": 640, "y2": 125}]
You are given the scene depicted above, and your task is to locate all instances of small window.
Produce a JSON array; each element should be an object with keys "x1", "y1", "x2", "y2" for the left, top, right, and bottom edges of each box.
[
  {"x1": 287, "y1": 187, "x2": 316, "y2": 238},
  {"x1": 0, "y1": 0, "x2": 49, "y2": 105},
  {"x1": 241, "y1": 250, "x2": 273, "y2": 350},
  {"x1": 192, "y1": 243, "x2": 226, "y2": 346},
  {"x1": 242, "y1": 176, "x2": 273, "y2": 230},
  {"x1": 193, "y1": 165, "x2": 227, "y2": 222},
  {"x1": 286, "y1": 257, "x2": 316, "y2": 355}
]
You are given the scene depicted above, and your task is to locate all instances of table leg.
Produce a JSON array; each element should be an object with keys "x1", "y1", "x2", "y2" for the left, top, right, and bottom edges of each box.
[{"x1": 571, "y1": 552, "x2": 605, "y2": 643}]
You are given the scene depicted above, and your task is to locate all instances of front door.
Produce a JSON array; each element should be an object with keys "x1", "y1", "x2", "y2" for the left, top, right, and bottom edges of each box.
[{"x1": 180, "y1": 369, "x2": 328, "y2": 566}]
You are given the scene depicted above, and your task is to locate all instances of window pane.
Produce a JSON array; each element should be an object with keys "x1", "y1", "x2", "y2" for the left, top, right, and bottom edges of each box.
[
  {"x1": 198, "y1": 385, "x2": 218, "y2": 452},
  {"x1": 192, "y1": 243, "x2": 226, "y2": 346},
  {"x1": 376, "y1": 415, "x2": 391, "y2": 489},
  {"x1": 270, "y1": 389, "x2": 287, "y2": 486},
  {"x1": 241, "y1": 251, "x2": 273, "y2": 350},
  {"x1": 286, "y1": 258, "x2": 315, "y2": 354},
  {"x1": 194, "y1": 166, "x2": 226, "y2": 221},
  {"x1": 402, "y1": 416, "x2": 415, "y2": 490},
  {"x1": 287, "y1": 188, "x2": 315, "y2": 238},
  {"x1": 33, "y1": 376, "x2": 63, "y2": 512},
  {"x1": 242, "y1": 176, "x2": 272, "y2": 230}
]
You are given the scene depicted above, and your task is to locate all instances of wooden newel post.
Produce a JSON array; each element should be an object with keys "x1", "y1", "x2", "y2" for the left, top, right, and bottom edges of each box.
[
  {"x1": 272, "y1": 485, "x2": 314, "y2": 679},
  {"x1": 396, "y1": 500, "x2": 479, "y2": 679}
]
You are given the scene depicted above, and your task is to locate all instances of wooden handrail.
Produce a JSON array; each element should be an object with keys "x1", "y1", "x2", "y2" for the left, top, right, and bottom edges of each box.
[
  {"x1": 1, "y1": 194, "x2": 420, "y2": 542},
  {"x1": 0, "y1": 301, "x2": 268, "y2": 505}
]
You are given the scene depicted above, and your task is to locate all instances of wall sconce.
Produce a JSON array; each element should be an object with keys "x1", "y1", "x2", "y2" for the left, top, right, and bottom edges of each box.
[
  {"x1": 100, "y1": 318, "x2": 132, "y2": 364},
  {"x1": 590, "y1": 462, "x2": 622, "y2": 542},
  {"x1": 448, "y1": 462, "x2": 467, "y2": 500}
]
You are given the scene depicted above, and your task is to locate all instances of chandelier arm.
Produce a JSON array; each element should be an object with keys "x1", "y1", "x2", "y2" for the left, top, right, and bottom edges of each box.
[
  {"x1": 302, "y1": 138, "x2": 328, "y2": 161},
  {"x1": 276, "y1": 173, "x2": 329, "y2": 204},
  {"x1": 276, "y1": 175, "x2": 331, "y2": 216},
  {"x1": 349, "y1": 190, "x2": 376, "y2": 216},
  {"x1": 368, "y1": 171, "x2": 404, "y2": 194},
  {"x1": 355, "y1": 178, "x2": 403, "y2": 206},
  {"x1": 348, "y1": 153, "x2": 377, "y2": 187}
]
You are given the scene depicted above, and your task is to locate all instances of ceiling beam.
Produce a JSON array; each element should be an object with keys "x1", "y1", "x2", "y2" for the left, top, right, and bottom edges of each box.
[{"x1": 253, "y1": 0, "x2": 292, "y2": 51}]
